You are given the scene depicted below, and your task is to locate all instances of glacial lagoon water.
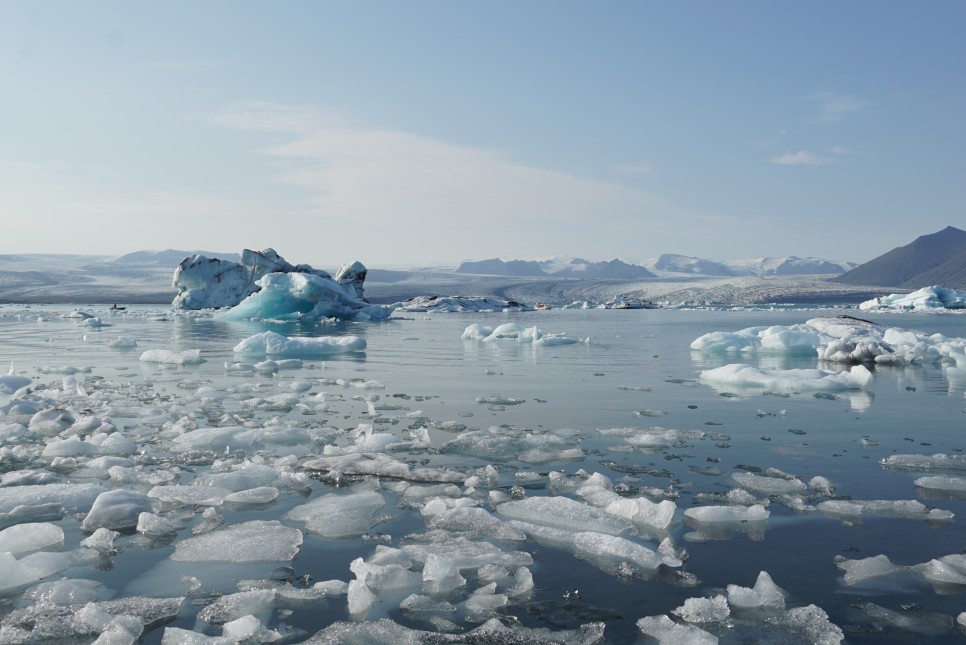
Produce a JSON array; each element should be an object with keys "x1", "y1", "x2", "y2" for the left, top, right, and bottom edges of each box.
[{"x1": 2, "y1": 304, "x2": 966, "y2": 643}]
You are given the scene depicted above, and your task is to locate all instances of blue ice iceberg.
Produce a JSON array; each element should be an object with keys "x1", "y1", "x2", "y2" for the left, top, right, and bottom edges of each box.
[{"x1": 220, "y1": 272, "x2": 394, "y2": 322}]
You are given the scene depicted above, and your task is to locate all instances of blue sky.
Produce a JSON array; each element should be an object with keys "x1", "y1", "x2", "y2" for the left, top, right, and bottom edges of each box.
[{"x1": 1, "y1": 1, "x2": 963, "y2": 267}]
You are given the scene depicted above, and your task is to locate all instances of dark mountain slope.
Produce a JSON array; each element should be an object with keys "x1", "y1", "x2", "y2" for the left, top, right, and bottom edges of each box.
[{"x1": 833, "y1": 226, "x2": 966, "y2": 288}]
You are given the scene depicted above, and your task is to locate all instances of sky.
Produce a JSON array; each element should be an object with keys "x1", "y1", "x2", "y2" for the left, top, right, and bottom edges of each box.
[{"x1": 1, "y1": 1, "x2": 963, "y2": 268}]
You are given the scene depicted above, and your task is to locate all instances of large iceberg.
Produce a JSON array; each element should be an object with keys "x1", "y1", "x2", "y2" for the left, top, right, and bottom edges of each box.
[
  {"x1": 859, "y1": 286, "x2": 966, "y2": 312},
  {"x1": 171, "y1": 248, "x2": 370, "y2": 311}
]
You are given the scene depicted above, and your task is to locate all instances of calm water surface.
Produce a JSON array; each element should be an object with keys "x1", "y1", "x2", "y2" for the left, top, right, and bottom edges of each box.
[{"x1": 1, "y1": 304, "x2": 965, "y2": 643}]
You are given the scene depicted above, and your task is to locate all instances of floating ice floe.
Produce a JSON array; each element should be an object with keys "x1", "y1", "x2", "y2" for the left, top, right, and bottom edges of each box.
[
  {"x1": 691, "y1": 315, "x2": 966, "y2": 364},
  {"x1": 219, "y1": 272, "x2": 393, "y2": 322},
  {"x1": 285, "y1": 490, "x2": 386, "y2": 538},
  {"x1": 836, "y1": 551, "x2": 966, "y2": 592},
  {"x1": 914, "y1": 475, "x2": 966, "y2": 498},
  {"x1": 171, "y1": 520, "x2": 303, "y2": 562},
  {"x1": 233, "y1": 331, "x2": 366, "y2": 357},
  {"x1": 859, "y1": 285, "x2": 966, "y2": 312},
  {"x1": 816, "y1": 499, "x2": 953, "y2": 522},
  {"x1": 139, "y1": 349, "x2": 204, "y2": 365},
  {"x1": 881, "y1": 453, "x2": 966, "y2": 473},
  {"x1": 462, "y1": 323, "x2": 588, "y2": 346},
  {"x1": 699, "y1": 364, "x2": 873, "y2": 392}
]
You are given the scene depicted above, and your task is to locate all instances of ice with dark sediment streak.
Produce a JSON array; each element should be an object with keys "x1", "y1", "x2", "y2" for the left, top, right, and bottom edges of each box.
[
  {"x1": 731, "y1": 471, "x2": 807, "y2": 495},
  {"x1": 285, "y1": 490, "x2": 386, "y2": 538},
  {"x1": 171, "y1": 520, "x2": 302, "y2": 562}
]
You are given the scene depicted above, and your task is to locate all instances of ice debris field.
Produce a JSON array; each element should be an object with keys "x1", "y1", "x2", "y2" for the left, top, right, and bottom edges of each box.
[{"x1": 1, "y1": 305, "x2": 966, "y2": 643}]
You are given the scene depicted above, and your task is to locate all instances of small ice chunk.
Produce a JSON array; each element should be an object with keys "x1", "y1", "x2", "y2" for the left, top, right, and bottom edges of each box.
[
  {"x1": 198, "y1": 589, "x2": 276, "y2": 625},
  {"x1": 83, "y1": 490, "x2": 159, "y2": 531},
  {"x1": 221, "y1": 614, "x2": 282, "y2": 642},
  {"x1": 637, "y1": 615, "x2": 718, "y2": 644},
  {"x1": 726, "y1": 571, "x2": 786, "y2": 613},
  {"x1": 422, "y1": 554, "x2": 466, "y2": 594},
  {"x1": 82, "y1": 527, "x2": 120, "y2": 552},
  {"x1": 0, "y1": 364, "x2": 32, "y2": 394},
  {"x1": 223, "y1": 486, "x2": 279, "y2": 505},
  {"x1": 732, "y1": 472, "x2": 806, "y2": 495},
  {"x1": 672, "y1": 594, "x2": 730, "y2": 623},
  {"x1": 684, "y1": 504, "x2": 769, "y2": 523},
  {"x1": 836, "y1": 554, "x2": 900, "y2": 585},
  {"x1": 137, "y1": 512, "x2": 181, "y2": 536}
]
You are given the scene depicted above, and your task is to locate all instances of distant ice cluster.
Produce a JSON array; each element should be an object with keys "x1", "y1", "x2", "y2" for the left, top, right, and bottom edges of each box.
[{"x1": 859, "y1": 285, "x2": 966, "y2": 312}]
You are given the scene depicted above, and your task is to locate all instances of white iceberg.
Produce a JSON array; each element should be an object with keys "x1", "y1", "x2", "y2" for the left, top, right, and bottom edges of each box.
[
  {"x1": 859, "y1": 286, "x2": 966, "y2": 312},
  {"x1": 692, "y1": 316, "x2": 966, "y2": 365}
]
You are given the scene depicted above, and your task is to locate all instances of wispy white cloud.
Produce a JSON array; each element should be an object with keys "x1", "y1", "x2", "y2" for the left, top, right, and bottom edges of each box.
[
  {"x1": 770, "y1": 150, "x2": 830, "y2": 166},
  {"x1": 206, "y1": 101, "x2": 741, "y2": 262},
  {"x1": 806, "y1": 92, "x2": 869, "y2": 124}
]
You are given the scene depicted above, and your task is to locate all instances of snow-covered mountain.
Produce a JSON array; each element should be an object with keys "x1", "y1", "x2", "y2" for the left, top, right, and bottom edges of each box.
[
  {"x1": 653, "y1": 254, "x2": 735, "y2": 276},
  {"x1": 645, "y1": 255, "x2": 855, "y2": 277},
  {"x1": 540, "y1": 257, "x2": 655, "y2": 279}
]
